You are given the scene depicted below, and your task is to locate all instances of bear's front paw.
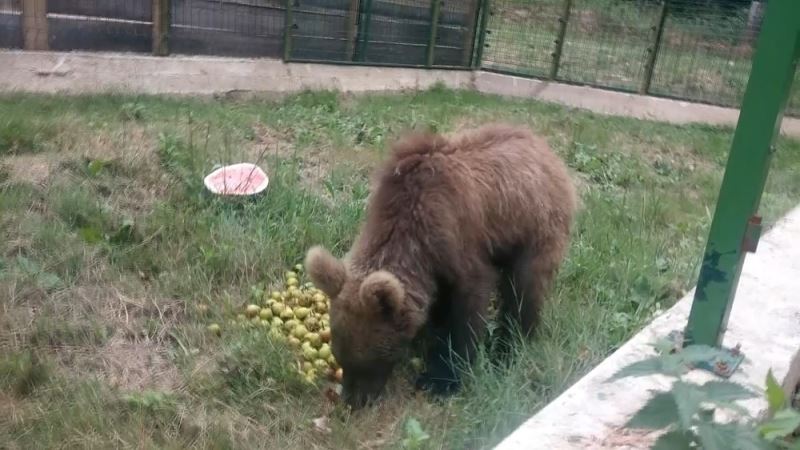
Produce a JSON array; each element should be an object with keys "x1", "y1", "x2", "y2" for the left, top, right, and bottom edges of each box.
[{"x1": 415, "y1": 372, "x2": 461, "y2": 396}]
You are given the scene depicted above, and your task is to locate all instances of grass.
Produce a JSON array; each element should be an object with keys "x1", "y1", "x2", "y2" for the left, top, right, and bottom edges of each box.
[{"x1": 1, "y1": 86, "x2": 800, "y2": 449}]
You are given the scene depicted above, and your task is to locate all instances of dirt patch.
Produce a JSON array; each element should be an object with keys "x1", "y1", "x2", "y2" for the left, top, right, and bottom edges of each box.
[
  {"x1": 96, "y1": 336, "x2": 180, "y2": 391},
  {"x1": 251, "y1": 123, "x2": 334, "y2": 200},
  {"x1": 42, "y1": 284, "x2": 184, "y2": 392},
  {"x1": 1, "y1": 154, "x2": 59, "y2": 186},
  {"x1": 610, "y1": 131, "x2": 715, "y2": 174}
]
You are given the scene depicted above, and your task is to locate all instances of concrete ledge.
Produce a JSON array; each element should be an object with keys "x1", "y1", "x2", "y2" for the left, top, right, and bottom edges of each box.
[
  {"x1": 494, "y1": 205, "x2": 800, "y2": 450},
  {"x1": 0, "y1": 51, "x2": 799, "y2": 138},
  {"x1": 474, "y1": 71, "x2": 800, "y2": 139},
  {"x1": 0, "y1": 51, "x2": 473, "y2": 95}
]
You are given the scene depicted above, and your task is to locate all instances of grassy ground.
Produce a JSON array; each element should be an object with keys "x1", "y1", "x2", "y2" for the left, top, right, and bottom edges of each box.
[{"x1": 1, "y1": 87, "x2": 800, "y2": 449}]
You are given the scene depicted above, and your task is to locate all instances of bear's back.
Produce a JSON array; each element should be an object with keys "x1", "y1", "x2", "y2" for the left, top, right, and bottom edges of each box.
[{"x1": 359, "y1": 123, "x2": 576, "y2": 266}]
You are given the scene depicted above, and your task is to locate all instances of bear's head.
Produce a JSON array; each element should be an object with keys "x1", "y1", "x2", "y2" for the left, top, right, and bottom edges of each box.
[{"x1": 305, "y1": 245, "x2": 421, "y2": 408}]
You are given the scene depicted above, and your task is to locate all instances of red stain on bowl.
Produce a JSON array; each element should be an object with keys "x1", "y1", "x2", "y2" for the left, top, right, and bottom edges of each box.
[{"x1": 204, "y1": 163, "x2": 269, "y2": 196}]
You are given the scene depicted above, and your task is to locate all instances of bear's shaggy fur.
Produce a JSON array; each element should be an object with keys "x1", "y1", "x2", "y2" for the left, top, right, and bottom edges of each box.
[{"x1": 306, "y1": 123, "x2": 577, "y2": 407}]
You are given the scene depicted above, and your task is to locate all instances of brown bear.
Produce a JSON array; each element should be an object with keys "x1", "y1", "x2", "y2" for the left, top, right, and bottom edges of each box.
[{"x1": 305, "y1": 123, "x2": 577, "y2": 408}]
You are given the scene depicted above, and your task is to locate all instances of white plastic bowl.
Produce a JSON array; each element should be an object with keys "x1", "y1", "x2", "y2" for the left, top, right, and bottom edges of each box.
[{"x1": 203, "y1": 163, "x2": 269, "y2": 197}]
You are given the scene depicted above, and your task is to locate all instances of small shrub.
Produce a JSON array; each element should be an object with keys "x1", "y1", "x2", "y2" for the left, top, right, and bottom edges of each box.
[
  {"x1": 120, "y1": 102, "x2": 146, "y2": 122},
  {"x1": 614, "y1": 341, "x2": 800, "y2": 449},
  {"x1": 0, "y1": 118, "x2": 54, "y2": 155}
]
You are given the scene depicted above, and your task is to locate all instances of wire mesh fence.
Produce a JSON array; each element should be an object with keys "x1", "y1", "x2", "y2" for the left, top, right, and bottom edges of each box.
[
  {"x1": 286, "y1": 0, "x2": 480, "y2": 67},
  {"x1": 2, "y1": 0, "x2": 797, "y2": 115},
  {"x1": 558, "y1": 0, "x2": 659, "y2": 91},
  {"x1": 482, "y1": 0, "x2": 563, "y2": 77},
  {"x1": 482, "y1": 0, "x2": 799, "y2": 115},
  {"x1": 649, "y1": 0, "x2": 758, "y2": 108}
]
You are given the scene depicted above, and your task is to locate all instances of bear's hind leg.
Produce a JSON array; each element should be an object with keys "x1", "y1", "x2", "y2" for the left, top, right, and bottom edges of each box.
[
  {"x1": 416, "y1": 270, "x2": 494, "y2": 396},
  {"x1": 497, "y1": 242, "x2": 563, "y2": 348}
]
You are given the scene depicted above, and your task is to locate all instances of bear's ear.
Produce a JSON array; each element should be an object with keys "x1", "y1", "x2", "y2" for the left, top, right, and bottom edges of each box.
[
  {"x1": 305, "y1": 246, "x2": 347, "y2": 298},
  {"x1": 359, "y1": 271, "x2": 405, "y2": 322}
]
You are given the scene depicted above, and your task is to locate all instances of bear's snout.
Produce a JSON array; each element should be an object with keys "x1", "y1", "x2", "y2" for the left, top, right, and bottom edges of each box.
[{"x1": 341, "y1": 369, "x2": 391, "y2": 409}]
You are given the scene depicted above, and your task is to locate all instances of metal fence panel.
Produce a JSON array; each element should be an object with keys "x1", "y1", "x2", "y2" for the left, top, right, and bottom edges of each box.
[
  {"x1": 481, "y1": 0, "x2": 563, "y2": 77},
  {"x1": 649, "y1": 0, "x2": 756, "y2": 109},
  {"x1": 171, "y1": 0, "x2": 285, "y2": 57},
  {"x1": 358, "y1": 0, "x2": 433, "y2": 65},
  {"x1": 0, "y1": 0, "x2": 22, "y2": 49},
  {"x1": 287, "y1": 0, "x2": 479, "y2": 67},
  {"x1": 434, "y1": 0, "x2": 480, "y2": 67},
  {"x1": 288, "y1": 0, "x2": 355, "y2": 62},
  {"x1": 558, "y1": 0, "x2": 658, "y2": 91},
  {"x1": 48, "y1": 0, "x2": 152, "y2": 53}
]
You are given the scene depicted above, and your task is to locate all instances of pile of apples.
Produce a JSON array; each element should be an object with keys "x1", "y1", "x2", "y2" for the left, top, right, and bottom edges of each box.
[{"x1": 208, "y1": 264, "x2": 342, "y2": 385}]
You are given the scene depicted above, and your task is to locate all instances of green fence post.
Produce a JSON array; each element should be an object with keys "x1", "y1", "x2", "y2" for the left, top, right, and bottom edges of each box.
[
  {"x1": 426, "y1": 0, "x2": 443, "y2": 67},
  {"x1": 356, "y1": 0, "x2": 374, "y2": 62},
  {"x1": 550, "y1": 0, "x2": 572, "y2": 80},
  {"x1": 283, "y1": 0, "x2": 294, "y2": 61},
  {"x1": 639, "y1": 0, "x2": 667, "y2": 94},
  {"x1": 473, "y1": 0, "x2": 490, "y2": 68},
  {"x1": 462, "y1": 0, "x2": 482, "y2": 67},
  {"x1": 683, "y1": 0, "x2": 799, "y2": 349}
]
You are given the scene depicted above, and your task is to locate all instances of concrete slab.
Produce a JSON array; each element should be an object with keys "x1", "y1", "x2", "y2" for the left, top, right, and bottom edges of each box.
[
  {"x1": 494, "y1": 205, "x2": 800, "y2": 450},
  {"x1": 0, "y1": 51, "x2": 473, "y2": 95},
  {"x1": 474, "y1": 71, "x2": 800, "y2": 139}
]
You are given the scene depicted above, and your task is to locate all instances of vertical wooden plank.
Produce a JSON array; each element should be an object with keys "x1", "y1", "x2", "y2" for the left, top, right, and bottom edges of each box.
[
  {"x1": 345, "y1": 0, "x2": 360, "y2": 61},
  {"x1": 22, "y1": 0, "x2": 48, "y2": 50},
  {"x1": 152, "y1": 0, "x2": 171, "y2": 56}
]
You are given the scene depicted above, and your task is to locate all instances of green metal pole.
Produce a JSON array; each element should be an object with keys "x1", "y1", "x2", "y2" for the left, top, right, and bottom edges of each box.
[
  {"x1": 550, "y1": 0, "x2": 572, "y2": 80},
  {"x1": 426, "y1": 0, "x2": 443, "y2": 67},
  {"x1": 462, "y1": 0, "x2": 481, "y2": 67},
  {"x1": 356, "y1": 0, "x2": 374, "y2": 62},
  {"x1": 473, "y1": 0, "x2": 490, "y2": 69},
  {"x1": 639, "y1": 0, "x2": 667, "y2": 95},
  {"x1": 283, "y1": 0, "x2": 294, "y2": 61},
  {"x1": 683, "y1": 0, "x2": 799, "y2": 348}
]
